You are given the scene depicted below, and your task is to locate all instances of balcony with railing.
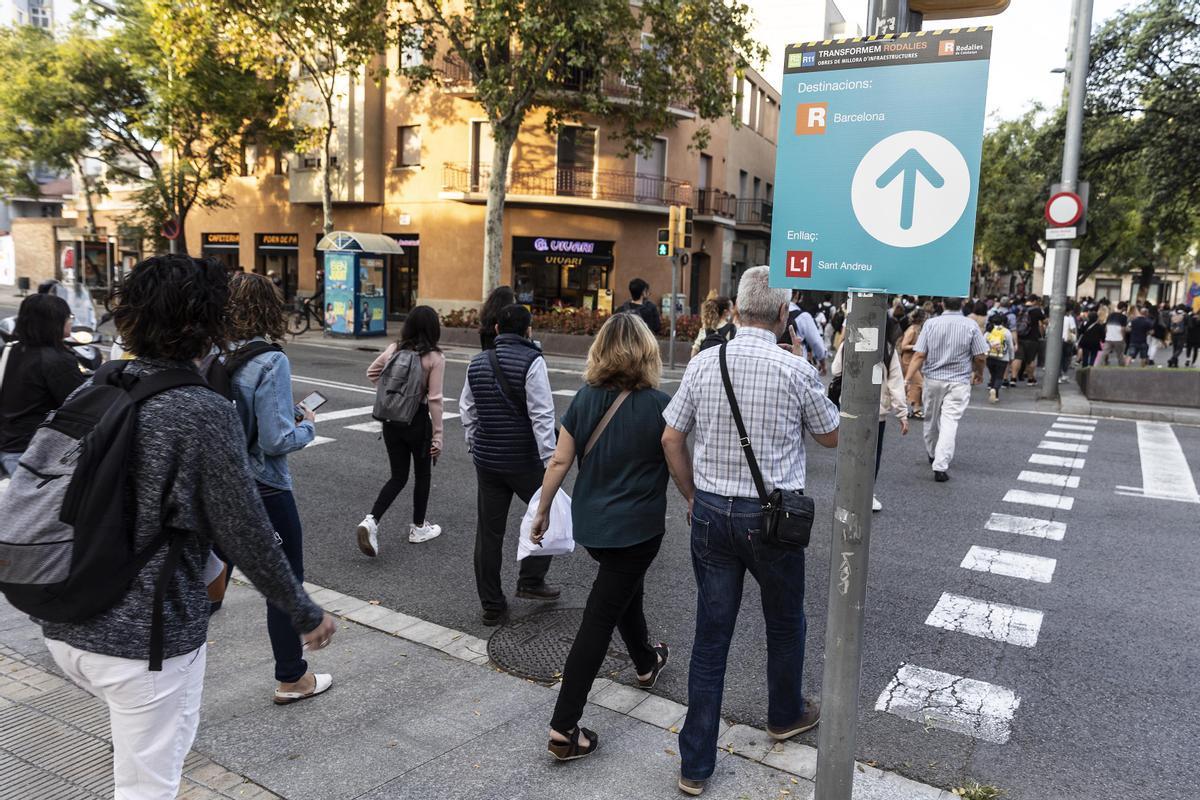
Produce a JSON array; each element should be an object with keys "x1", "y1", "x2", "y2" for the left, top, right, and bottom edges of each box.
[
  {"x1": 735, "y1": 198, "x2": 773, "y2": 232},
  {"x1": 695, "y1": 188, "x2": 737, "y2": 220},
  {"x1": 442, "y1": 162, "x2": 692, "y2": 210}
]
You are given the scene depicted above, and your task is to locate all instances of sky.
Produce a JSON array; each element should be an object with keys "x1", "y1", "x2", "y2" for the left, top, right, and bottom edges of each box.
[{"x1": 750, "y1": 0, "x2": 1134, "y2": 124}]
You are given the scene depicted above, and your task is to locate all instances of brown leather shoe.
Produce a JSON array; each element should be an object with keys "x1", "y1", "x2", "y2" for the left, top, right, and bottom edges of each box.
[
  {"x1": 767, "y1": 698, "x2": 821, "y2": 740},
  {"x1": 678, "y1": 775, "x2": 706, "y2": 796}
]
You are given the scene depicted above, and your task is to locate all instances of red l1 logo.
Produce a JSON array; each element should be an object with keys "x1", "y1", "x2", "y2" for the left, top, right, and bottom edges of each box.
[{"x1": 786, "y1": 250, "x2": 813, "y2": 278}]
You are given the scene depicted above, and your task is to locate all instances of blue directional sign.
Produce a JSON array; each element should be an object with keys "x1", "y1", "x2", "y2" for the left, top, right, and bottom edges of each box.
[{"x1": 770, "y1": 28, "x2": 992, "y2": 296}]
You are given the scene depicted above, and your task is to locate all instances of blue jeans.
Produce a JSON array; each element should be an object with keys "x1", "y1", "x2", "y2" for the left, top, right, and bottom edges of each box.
[{"x1": 679, "y1": 489, "x2": 809, "y2": 782}]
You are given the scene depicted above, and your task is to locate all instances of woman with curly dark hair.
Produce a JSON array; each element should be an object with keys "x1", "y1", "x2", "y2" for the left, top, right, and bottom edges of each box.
[
  {"x1": 222, "y1": 271, "x2": 332, "y2": 705},
  {"x1": 41, "y1": 255, "x2": 334, "y2": 800},
  {"x1": 479, "y1": 284, "x2": 515, "y2": 350}
]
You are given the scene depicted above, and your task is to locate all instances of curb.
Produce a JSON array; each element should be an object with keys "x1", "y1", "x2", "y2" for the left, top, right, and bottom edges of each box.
[
  {"x1": 1058, "y1": 380, "x2": 1200, "y2": 427},
  {"x1": 239, "y1": 572, "x2": 957, "y2": 800}
]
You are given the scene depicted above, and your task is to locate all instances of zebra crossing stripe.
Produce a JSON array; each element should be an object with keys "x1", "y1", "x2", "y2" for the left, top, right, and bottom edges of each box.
[
  {"x1": 875, "y1": 664, "x2": 1020, "y2": 744},
  {"x1": 1003, "y1": 489, "x2": 1074, "y2": 511},
  {"x1": 1018, "y1": 470, "x2": 1080, "y2": 489},
  {"x1": 1038, "y1": 441, "x2": 1089, "y2": 454},
  {"x1": 984, "y1": 512, "x2": 1066, "y2": 541},
  {"x1": 961, "y1": 546, "x2": 1057, "y2": 583},
  {"x1": 1028, "y1": 453, "x2": 1085, "y2": 469},
  {"x1": 925, "y1": 592, "x2": 1044, "y2": 647},
  {"x1": 1044, "y1": 430, "x2": 1093, "y2": 442}
]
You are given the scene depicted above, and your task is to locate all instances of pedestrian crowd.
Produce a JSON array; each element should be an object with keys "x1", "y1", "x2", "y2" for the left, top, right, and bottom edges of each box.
[{"x1": 0, "y1": 251, "x2": 1196, "y2": 800}]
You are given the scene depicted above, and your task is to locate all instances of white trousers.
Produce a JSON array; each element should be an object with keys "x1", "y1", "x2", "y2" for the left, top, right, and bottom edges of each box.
[
  {"x1": 922, "y1": 378, "x2": 971, "y2": 472},
  {"x1": 45, "y1": 639, "x2": 207, "y2": 800}
]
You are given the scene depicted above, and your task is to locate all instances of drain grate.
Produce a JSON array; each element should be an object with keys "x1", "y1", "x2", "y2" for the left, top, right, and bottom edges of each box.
[{"x1": 487, "y1": 607, "x2": 631, "y2": 684}]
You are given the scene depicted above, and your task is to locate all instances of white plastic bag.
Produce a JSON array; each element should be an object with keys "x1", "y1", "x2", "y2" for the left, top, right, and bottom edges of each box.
[{"x1": 518, "y1": 487, "x2": 574, "y2": 560}]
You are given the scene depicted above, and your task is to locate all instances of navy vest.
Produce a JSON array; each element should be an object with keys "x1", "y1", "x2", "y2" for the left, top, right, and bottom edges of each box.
[{"x1": 466, "y1": 334, "x2": 544, "y2": 473}]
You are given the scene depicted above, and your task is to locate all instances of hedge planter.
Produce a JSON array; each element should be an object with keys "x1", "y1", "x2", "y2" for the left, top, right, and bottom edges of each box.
[{"x1": 1076, "y1": 366, "x2": 1200, "y2": 408}]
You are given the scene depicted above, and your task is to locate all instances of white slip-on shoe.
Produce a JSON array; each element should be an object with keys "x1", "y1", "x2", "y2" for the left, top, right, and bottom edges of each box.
[
  {"x1": 273, "y1": 672, "x2": 333, "y2": 705},
  {"x1": 409, "y1": 521, "x2": 442, "y2": 543},
  {"x1": 356, "y1": 515, "x2": 379, "y2": 557},
  {"x1": 872, "y1": 495, "x2": 882, "y2": 512}
]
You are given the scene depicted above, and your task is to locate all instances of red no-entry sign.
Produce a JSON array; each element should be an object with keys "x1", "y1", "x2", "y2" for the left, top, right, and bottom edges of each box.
[{"x1": 1045, "y1": 191, "x2": 1084, "y2": 227}]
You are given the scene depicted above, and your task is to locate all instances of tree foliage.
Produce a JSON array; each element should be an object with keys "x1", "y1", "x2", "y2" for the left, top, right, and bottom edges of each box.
[{"x1": 397, "y1": 0, "x2": 768, "y2": 294}]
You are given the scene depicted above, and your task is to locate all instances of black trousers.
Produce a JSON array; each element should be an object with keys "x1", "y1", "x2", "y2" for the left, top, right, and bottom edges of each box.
[
  {"x1": 474, "y1": 466, "x2": 551, "y2": 611},
  {"x1": 550, "y1": 534, "x2": 664, "y2": 734},
  {"x1": 370, "y1": 408, "x2": 432, "y2": 524},
  {"x1": 986, "y1": 357, "x2": 1009, "y2": 393}
]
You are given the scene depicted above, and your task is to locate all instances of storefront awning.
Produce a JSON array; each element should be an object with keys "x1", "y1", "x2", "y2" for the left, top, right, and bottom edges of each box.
[{"x1": 316, "y1": 231, "x2": 404, "y2": 255}]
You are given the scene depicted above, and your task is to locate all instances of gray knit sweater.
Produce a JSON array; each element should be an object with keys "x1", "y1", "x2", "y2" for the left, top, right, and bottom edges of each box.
[{"x1": 41, "y1": 359, "x2": 324, "y2": 660}]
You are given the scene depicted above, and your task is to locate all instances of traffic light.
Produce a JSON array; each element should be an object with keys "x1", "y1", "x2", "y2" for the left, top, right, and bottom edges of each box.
[
  {"x1": 672, "y1": 205, "x2": 693, "y2": 251},
  {"x1": 657, "y1": 228, "x2": 670, "y2": 257},
  {"x1": 668, "y1": 206, "x2": 679, "y2": 251}
]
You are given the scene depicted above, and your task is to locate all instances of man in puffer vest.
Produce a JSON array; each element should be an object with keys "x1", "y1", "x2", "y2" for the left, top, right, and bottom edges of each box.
[{"x1": 460, "y1": 304, "x2": 560, "y2": 625}]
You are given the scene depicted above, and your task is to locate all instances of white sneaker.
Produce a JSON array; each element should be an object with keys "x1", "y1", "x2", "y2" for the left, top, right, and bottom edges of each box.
[
  {"x1": 356, "y1": 515, "x2": 379, "y2": 557},
  {"x1": 872, "y1": 496, "x2": 882, "y2": 512},
  {"x1": 409, "y1": 521, "x2": 442, "y2": 543}
]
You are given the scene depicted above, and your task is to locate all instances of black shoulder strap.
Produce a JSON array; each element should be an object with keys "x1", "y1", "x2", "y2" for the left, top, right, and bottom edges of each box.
[
  {"x1": 128, "y1": 368, "x2": 210, "y2": 404},
  {"x1": 488, "y1": 349, "x2": 523, "y2": 412},
  {"x1": 149, "y1": 531, "x2": 187, "y2": 671},
  {"x1": 718, "y1": 342, "x2": 770, "y2": 506}
]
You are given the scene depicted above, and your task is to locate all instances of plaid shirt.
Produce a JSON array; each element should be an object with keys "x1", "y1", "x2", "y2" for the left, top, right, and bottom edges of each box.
[{"x1": 664, "y1": 326, "x2": 839, "y2": 498}]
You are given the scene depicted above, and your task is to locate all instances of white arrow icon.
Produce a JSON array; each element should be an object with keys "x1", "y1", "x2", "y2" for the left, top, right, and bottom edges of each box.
[{"x1": 851, "y1": 131, "x2": 971, "y2": 248}]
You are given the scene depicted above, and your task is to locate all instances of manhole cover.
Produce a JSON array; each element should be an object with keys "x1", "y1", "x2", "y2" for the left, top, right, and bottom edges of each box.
[{"x1": 487, "y1": 607, "x2": 631, "y2": 684}]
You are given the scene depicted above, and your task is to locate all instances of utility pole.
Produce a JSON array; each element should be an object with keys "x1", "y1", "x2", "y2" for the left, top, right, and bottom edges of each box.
[
  {"x1": 1040, "y1": 0, "x2": 1093, "y2": 400},
  {"x1": 669, "y1": 250, "x2": 678, "y2": 369},
  {"x1": 812, "y1": 4, "x2": 914, "y2": 798}
]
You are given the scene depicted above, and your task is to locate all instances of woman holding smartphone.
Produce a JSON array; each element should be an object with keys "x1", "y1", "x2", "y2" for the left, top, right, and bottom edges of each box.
[
  {"x1": 224, "y1": 272, "x2": 332, "y2": 704},
  {"x1": 356, "y1": 305, "x2": 445, "y2": 556}
]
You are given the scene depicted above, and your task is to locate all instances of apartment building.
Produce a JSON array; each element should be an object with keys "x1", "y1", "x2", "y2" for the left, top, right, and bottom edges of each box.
[{"x1": 174, "y1": 49, "x2": 781, "y2": 316}]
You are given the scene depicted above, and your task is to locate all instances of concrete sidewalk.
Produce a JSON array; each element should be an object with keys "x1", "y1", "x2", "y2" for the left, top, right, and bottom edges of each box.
[{"x1": 1, "y1": 578, "x2": 956, "y2": 800}]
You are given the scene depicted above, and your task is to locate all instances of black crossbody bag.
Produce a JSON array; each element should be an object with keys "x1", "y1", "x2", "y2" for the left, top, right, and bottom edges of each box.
[{"x1": 718, "y1": 342, "x2": 816, "y2": 548}]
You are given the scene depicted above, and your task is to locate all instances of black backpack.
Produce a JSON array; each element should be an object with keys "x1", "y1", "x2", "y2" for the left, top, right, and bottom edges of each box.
[
  {"x1": 204, "y1": 340, "x2": 283, "y2": 400},
  {"x1": 1016, "y1": 308, "x2": 1035, "y2": 338},
  {"x1": 0, "y1": 360, "x2": 211, "y2": 670}
]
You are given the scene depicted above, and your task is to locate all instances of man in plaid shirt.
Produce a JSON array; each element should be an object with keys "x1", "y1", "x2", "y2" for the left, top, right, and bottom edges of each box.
[{"x1": 661, "y1": 266, "x2": 839, "y2": 797}]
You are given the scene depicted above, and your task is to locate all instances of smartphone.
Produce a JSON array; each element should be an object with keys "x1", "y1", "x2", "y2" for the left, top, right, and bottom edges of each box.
[{"x1": 295, "y1": 390, "x2": 328, "y2": 421}]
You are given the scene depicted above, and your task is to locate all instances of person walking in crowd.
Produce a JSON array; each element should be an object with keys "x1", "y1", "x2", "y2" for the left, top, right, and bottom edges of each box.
[
  {"x1": 529, "y1": 313, "x2": 672, "y2": 762},
  {"x1": 1078, "y1": 309, "x2": 1105, "y2": 367},
  {"x1": 984, "y1": 312, "x2": 1015, "y2": 403},
  {"x1": 661, "y1": 266, "x2": 839, "y2": 797},
  {"x1": 0, "y1": 293, "x2": 85, "y2": 476},
  {"x1": 1126, "y1": 305, "x2": 1155, "y2": 366},
  {"x1": 969, "y1": 300, "x2": 989, "y2": 332},
  {"x1": 1167, "y1": 305, "x2": 1190, "y2": 368},
  {"x1": 618, "y1": 277, "x2": 662, "y2": 334},
  {"x1": 40, "y1": 255, "x2": 335, "y2": 800},
  {"x1": 899, "y1": 308, "x2": 927, "y2": 419},
  {"x1": 784, "y1": 293, "x2": 828, "y2": 373},
  {"x1": 460, "y1": 304, "x2": 560, "y2": 625},
  {"x1": 1187, "y1": 306, "x2": 1200, "y2": 367},
  {"x1": 221, "y1": 272, "x2": 332, "y2": 705},
  {"x1": 1009, "y1": 295, "x2": 1046, "y2": 386},
  {"x1": 691, "y1": 296, "x2": 735, "y2": 356},
  {"x1": 1059, "y1": 300, "x2": 1078, "y2": 383},
  {"x1": 357, "y1": 306, "x2": 446, "y2": 556},
  {"x1": 831, "y1": 316, "x2": 907, "y2": 512},
  {"x1": 904, "y1": 296, "x2": 988, "y2": 482},
  {"x1": 1100, "y1": 301, "x2": 1128, "y2": 366},
  {"x1": 479, "y1": 285, "x2": 516, "y2": 351}
]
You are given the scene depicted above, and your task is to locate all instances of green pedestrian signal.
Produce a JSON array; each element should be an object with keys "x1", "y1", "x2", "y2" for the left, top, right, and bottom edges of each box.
[{"x1": 657, "y1": 242, "x2": 670, "y2": 257}]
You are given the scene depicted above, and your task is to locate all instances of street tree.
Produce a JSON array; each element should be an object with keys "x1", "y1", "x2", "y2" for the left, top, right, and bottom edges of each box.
[
  {"x1": 219, "y1": 0, "x2": 392, "y2": 235},
  {"x1": 396, "y1": 0, "x2": 767, "y2": 295},
  {"x1": 0, "y1": 26, "x2": 105, "y2": 234},
  {"x1": 44, "y1": 0, "x2": 292, "y2": 252}
]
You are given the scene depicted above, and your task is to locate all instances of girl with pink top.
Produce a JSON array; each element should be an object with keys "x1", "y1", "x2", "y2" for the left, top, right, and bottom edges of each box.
[{"x1": 356, "y1": 306, "x2": 445, "y2": 555}]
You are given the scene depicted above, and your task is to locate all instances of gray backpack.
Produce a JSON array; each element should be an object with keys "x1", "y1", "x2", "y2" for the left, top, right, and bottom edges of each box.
[{"x1": 372, "y1": 349, "x2": 425, "y2": 423}]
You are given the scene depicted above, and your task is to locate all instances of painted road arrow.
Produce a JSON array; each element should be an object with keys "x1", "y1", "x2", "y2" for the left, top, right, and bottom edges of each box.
[{"x1": 875, "y1": 148, "x2": 945, "y2": 230}]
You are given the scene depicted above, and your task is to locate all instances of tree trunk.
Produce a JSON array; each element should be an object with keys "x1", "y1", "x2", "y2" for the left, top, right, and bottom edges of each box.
[
  {"x1": 175, "y1": 208, "x2": 189, "y2": 255},
  {"x1": 321, "y1": 96, "x2": 335, "y2": 235},
  {"x1": 482, "y1": 125, "x2": 517, "y2": 299},
  {"x1": 71, "y1": 158, "x2": 97, "y2": 236}
]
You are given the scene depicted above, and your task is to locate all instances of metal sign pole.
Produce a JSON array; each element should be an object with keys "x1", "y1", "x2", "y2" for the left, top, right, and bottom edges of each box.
[
  {"x1": 1041, "y1": 0, "x2": 1093, "y2": 400},
  {"x1": 813, "y1": 5, "x2": 913, "y2": 799},
  {"x1": 669, "y1": 251, "x2": 679, "y2": 369}
]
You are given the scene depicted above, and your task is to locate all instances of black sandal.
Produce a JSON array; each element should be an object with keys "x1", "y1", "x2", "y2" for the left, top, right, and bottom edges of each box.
[
  {"x1": 547, "y1": 726, "x2": 599, "y2": 761},
  {"x1": 637, "y1": 642, "x2": 670, "y2": 689}
]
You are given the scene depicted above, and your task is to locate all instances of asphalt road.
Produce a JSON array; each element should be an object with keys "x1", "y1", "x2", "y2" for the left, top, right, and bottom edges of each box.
[{"x1": 273, "y1": 335, "x2": 1200, "y2": 800}]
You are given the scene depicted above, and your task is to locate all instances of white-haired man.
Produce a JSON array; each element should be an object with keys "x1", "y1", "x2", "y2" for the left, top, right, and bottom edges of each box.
[{"x1": 661, "y1": 266, "x2": 840, "y2": 797}]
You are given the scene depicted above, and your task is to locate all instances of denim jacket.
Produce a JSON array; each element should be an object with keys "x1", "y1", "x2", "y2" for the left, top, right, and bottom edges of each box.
[{"x1": 226, "y1": 338, "x2": 314, "y2": 491}]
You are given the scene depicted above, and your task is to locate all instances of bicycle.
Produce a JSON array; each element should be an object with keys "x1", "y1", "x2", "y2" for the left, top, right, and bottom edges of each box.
[{"x1": 288, "y1": 295, "x2": 326, "y2": 336}]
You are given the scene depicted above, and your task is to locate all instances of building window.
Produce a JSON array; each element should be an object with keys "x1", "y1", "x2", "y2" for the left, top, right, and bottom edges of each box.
[
  {"x1": 273, "y1": 149, "x2": 285, "y2": 175},
  {"x1": 739, "y1": 79, "x2": 753, "y2": 126},
  {"x1": 738, "y1": 170, "x2": 748, "y2": 199},
  {"x1": 765, "y1": 182, "x2": 773, "y2": 201},
  {"x1": 29, "y1": 0, "x2": 51, "y2": 29},
  {"x1": 1095, "y1": 279, "x2": 1123, "y2": 303},
  {"x1": 397, "y1": 125, "x2": 421, "y2": 167},
  {"x1": 400, "y1": 24, "x2": 424, "y2": 68},
  {"x1": 752, "y1": 176, "x2": 761, "y2": 200},
  {"x1": 556, "y1": 126, "x2": 597, "y2": 196},
  {"x1": 471, "y1": 121, "x2": 494, "y2": 191}
]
